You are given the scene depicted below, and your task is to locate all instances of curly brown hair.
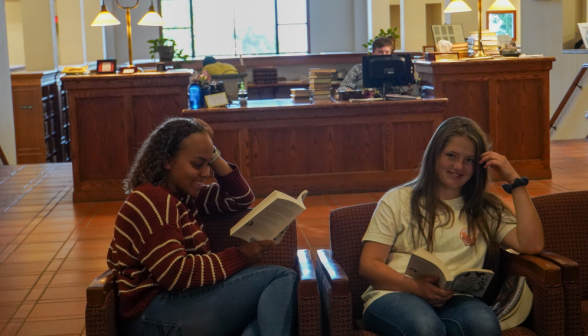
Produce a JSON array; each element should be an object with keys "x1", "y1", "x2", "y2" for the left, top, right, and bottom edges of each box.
[{"x1": 123, "y1": 118, "x2": 208, "y2": 194}]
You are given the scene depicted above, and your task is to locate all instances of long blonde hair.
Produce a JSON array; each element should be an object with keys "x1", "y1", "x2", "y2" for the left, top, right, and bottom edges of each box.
[{"x1": 406, "y1": 117, "x2": 513, "y2": 251}]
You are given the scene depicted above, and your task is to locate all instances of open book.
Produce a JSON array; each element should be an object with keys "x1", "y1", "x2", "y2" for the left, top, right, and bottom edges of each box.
[
  {"x1": 490, "y1": 274, "x2": 533, "y2": 330},
  {"x1": 405, "y1": 249, "x2": 494, "y2": 297},
  {"x1": 230, "y1": 190, "x2": 308, "y2": 244}
]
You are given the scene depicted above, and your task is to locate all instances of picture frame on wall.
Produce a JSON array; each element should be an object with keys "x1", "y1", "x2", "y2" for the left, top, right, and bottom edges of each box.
[
  {"x1": 578, "y1": 23, "x2": 588, "y2": 49},
  {"x1": 431, "y1": 24, "x2": 465, "y2": 44},
  {"x1": 96, "y1": 60, "x2": 117, "y2": 74},
  {"x1": 487, "y1": 11, "x2": 517, "y2": 40}
]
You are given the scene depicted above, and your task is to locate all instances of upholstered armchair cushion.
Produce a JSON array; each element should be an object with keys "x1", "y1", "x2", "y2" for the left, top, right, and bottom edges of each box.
[{"x1": 533, "y1": 191, "x2": 588, "y2": 336}]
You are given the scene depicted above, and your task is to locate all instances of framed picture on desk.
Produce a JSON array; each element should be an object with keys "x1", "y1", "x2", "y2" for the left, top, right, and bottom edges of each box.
[
  {"x1": 423, "y1": 45, "x2": 437, "y2": 55},
  {"x1": 96, "y1": 60, "x2": 117, "y2": 74}
]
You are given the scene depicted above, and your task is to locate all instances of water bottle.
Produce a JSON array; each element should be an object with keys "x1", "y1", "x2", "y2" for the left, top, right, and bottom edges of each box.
[{"x1": 189, "y1": 83, "x2": 201, "y2": 109}]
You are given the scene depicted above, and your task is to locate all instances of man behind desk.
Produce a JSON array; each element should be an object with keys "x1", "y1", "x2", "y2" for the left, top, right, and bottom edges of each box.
[{"x1": 339, "y1": 37, "x2": 393, "y2": 91}]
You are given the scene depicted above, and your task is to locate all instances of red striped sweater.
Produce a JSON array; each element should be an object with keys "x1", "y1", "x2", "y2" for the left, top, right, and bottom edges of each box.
[{"x1": 106, "y1": 165, "x2": 254, "y2": 320}]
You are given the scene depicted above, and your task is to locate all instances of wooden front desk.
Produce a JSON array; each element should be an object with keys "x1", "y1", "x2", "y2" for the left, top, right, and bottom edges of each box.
[
  {"x1": 415, "y1": 57, "x2": 555, "y2": 180},
  {"x1": 62, "y1": 71, "x2": 192, "y2": 202},
  {"x1": 183, "y1": 99, "x2": 448, "y2": 197}
]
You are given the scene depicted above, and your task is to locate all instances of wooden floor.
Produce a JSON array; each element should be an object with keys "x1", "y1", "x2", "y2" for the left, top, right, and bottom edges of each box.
[{"x1": 0, "y1": 139, "x2": 587, "y2": 336}]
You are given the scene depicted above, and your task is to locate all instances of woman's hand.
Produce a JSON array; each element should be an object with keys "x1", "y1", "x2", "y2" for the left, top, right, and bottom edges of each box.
[
  {"x1": 238, "y1": 240, "x2": 275, "y2": 265},
  {"x1": 194, "y1": 118, "x2": 214, "y2": 139},
  {"x1": 480, "y1": 151, "x2": 520, "y2": 183},
  {"x1": 409, "y1": 276, "x2": 453, "y2": 307}
]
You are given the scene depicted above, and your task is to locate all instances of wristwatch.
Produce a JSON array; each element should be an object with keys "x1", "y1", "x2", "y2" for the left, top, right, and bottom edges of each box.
[{"x1": 210, "y1": 146, "x2": 221, "y2": 163}]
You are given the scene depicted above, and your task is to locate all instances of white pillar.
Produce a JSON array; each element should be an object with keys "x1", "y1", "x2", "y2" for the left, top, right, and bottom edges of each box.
[
  {"x1": 0, "y1": 0, "x2": 17, "y2": 164},
  {"x1": 56, "y1": 0, "x2": 87, "y2": 65},
  {"x1": 83, "y1": 0, "x2": 106, "y2": 62},
  {"x1": 21, "y1": 0, "x2": 59, "y2": 71}
]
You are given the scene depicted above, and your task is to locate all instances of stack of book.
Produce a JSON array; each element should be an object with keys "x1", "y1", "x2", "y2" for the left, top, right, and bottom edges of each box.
[
  {"x1": 450, "y1": 42, "x2": 469, "y2": 59},
  {"x1": 290, "y1": 88, "x2": 311, "y2": 101},
  {"x1": 309, "y1": 68, "x2": 335, "y2": 100},
  {"x1": 467, "y1": 30, "x2": 500, "y2": 56}
]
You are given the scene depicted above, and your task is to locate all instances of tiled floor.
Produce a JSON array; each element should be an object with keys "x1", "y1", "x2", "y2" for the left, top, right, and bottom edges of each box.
[{"x1": 0, "y1": 139, "x2": 587, "y2": 335}]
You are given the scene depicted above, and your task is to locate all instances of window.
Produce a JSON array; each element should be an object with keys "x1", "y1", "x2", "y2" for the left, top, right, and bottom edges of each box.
[
  {"x1": 487, "y1": 11, "x2": 516, "y2": 40},
  {"x1": 159, "y1": 0, "x2": 309, "y2": 57}
]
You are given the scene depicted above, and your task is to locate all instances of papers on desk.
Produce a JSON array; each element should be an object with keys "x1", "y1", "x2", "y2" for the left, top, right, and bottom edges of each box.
[
  {"x1": 386, "y1": 94, "x2": 420, "y2": 101},
  {"x1": 349, "y1": 98, "x2": 384, "y2": 102}
]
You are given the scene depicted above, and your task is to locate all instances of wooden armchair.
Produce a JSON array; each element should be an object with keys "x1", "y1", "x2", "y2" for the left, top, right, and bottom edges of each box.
[
  {"x1": 86, "y1": 210, "x2": 321, "y2": 336},
  {"x1": 316, "y1": 203, "x2": 566, "y2": 336},
  {"x1": 533, "y1": 191, "x2": 587, "y2": 336}
]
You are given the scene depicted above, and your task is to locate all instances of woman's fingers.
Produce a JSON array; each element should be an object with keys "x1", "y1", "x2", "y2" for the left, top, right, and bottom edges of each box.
[{"x1": 483, "y1": 159, "x2": 501, "y2": 169}]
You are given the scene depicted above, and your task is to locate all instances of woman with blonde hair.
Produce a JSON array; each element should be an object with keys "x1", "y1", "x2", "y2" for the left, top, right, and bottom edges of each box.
[{"x1": 359, "y1": 116, "x2": 544, "y2": 336}]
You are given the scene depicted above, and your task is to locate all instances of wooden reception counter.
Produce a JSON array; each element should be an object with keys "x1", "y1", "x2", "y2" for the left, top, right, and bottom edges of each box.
[
  {"x1": 62, "y1": 71, "x2": 192, "y2": 202},
  {"x1": 183, "y1": 99, "x2": 448, "y2": 197},
  {"x1": 415, "y1": 57, "x2": 555, "y2": 180}
]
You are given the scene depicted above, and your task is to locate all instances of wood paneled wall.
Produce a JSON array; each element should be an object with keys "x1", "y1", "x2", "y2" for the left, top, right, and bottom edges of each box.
[
  {"x1": 62, "y1": 72, "x2": 192, "y2": 202},
  {"x1": 184, "y1": 99, "x2": 447, "y2": 197},
  {"x1": 416, "y1": 57, "x2": 555, "y2": 180}
]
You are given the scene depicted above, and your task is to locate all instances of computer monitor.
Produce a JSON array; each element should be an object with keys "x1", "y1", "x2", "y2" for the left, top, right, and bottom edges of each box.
[{"x1": 362, "y1": 54, "x2": 415, "y2": 89}]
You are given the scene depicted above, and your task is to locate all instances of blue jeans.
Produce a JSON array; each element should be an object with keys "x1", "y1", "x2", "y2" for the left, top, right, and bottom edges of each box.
[
  {"x1": 363, "y1": 292, "x2": 501, "y2": 336},
  {"x1": 119, "y1": 266, "x2": 298, "y2": 336}
]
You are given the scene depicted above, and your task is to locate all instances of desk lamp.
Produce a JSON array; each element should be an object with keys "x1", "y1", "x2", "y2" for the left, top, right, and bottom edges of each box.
[
  {"x1": 92, "y1": 0, "x2": 165, "y2": 71},
  {"x1": 444, "y1": 0, "x2": 515, "y2": 58}
]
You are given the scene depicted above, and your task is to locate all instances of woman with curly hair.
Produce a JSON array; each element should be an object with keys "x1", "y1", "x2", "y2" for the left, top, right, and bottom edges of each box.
[
  {"x1": 108, "y1": 118, "x2": 297, "y2": 336},
  {"x1": 359, "y1": 116, "x2": 544, "y2": 336}
]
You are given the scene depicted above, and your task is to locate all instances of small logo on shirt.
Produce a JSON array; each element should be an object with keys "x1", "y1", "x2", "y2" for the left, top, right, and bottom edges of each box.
[{"x1": 460, "y1": 228, "x2": 476, "y2": 246}]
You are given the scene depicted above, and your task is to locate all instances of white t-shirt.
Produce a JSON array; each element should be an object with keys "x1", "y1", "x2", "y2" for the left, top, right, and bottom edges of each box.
[{"x1": 361, "y1": 186, "x2": 516, "y2": 311}]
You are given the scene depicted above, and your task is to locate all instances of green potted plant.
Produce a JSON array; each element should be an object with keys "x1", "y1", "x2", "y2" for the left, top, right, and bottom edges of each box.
[
  {"x1": 362, "y1": 27, "x2": 400, "y2": 55},
  {"x1": 147, "y1": 36, "x2": 175, "y2": 61},
  {"x1": 148, "y1": 36, "x2": 191, "y2": 63}
]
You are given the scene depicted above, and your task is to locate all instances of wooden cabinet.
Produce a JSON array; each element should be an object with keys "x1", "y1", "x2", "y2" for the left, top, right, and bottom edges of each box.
[
  {"x1": 415, "y1": 57, "x2": 555, "y2": 180},
  {"x1": 11, "y1": 71, "x2": 70, "y2": 164},
  {"x1": 61, "y1": 71, "x2": 192, "y2": 202}
]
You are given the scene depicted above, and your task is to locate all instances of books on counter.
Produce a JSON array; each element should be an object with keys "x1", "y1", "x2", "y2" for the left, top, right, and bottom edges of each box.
[
  {"x1": 451, "y1": 42, "x2": 469, "y2": 58},
  {"x1": 467, "y1": 30, "x2": 500, "y2": 56},
  {"x1": 309, "y1": 68, "x2": 335, "y2": 100},
  {"x1": 291, "y1": 88, "x2": 311, "y2": 100}
]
